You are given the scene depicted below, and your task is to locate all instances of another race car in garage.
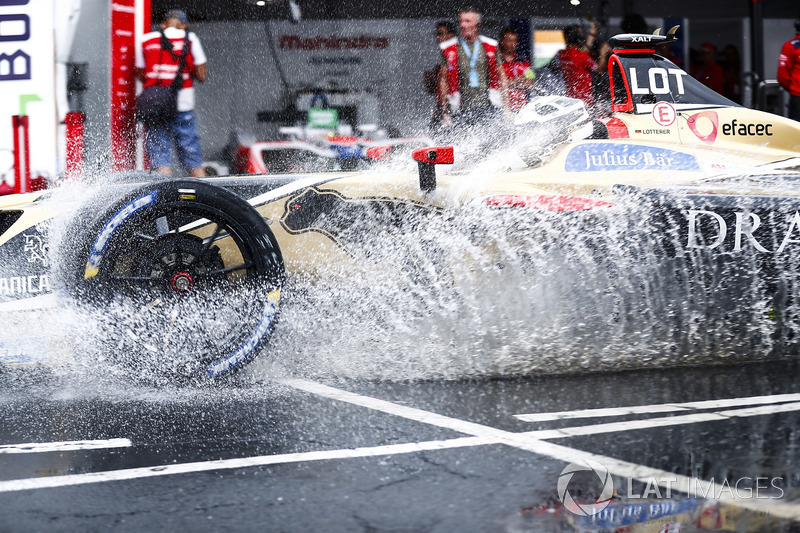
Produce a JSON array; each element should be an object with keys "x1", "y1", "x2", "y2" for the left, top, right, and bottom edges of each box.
[
  {"x1": 2, "y1": 28, "x2": 800, "y2": 382},
  {"x1": 228, "y1": 123, "x2": 432, "y2": 175}
]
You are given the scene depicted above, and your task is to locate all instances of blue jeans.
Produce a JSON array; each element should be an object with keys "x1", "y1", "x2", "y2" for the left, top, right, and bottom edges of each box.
[{"x1": 145, "y1": 111, "x2": 203, "y2": 171}]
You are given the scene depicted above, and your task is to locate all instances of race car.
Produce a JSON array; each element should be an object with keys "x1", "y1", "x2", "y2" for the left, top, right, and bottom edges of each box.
[
  {"x1": 229, "y1": 123, "x2": 433, "y2": 175},
  {"x1": 2, "y1": 27, "x2": 800, "y2": 383}
]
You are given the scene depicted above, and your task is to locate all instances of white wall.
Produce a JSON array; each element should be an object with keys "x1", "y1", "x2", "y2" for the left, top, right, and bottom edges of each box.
[
  {"x1": 191, "y1": 19, "x2": 446, "y2": 160},
  {"x1": 67, "y1": 0, "x2": 110, "y2": 174}
]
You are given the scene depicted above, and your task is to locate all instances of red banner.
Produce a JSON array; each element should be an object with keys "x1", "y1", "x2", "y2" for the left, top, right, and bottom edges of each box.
[{"x1": 110, "y1": 0, "x2": 138, "y2": 171}]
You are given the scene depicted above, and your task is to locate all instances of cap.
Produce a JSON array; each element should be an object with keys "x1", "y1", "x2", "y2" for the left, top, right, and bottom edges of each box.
[{"x1": 164, "y1": 9, "x2": 188, "y2": 24}]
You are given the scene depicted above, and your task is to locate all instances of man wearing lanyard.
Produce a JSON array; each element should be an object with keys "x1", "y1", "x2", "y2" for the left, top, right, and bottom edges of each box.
[{"x1": 437, "y1": 7, "x2": 509, "y2": 130}]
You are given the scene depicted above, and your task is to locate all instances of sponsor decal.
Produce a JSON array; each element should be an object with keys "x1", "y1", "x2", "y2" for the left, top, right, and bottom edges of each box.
[
  {"x1": 308, "y1": 56, "x2": 362, "y2": 65},
  {"x1": 84, "y1": 191, "x2": 158, "y2": 279},
  {"x1": 686, "y1": 110, "x2": 719, "y2": 144},
  {"x1": 565, "y1": 143, "x2": 699, "y2": 172},
  {"x1": 0, "y1": 274, "x2": 49, "y2": 296},
  {"x1": 721, "y1": 118, "x2": 773, "y2": 137},
  {"x1": 652, "y1": 101, "x2": 676, "y2": 126},
  {"x1": 687, "y1": 209, "x2": 800, "y2": 254},
  {"x1": 634, "y1": 128, "x2": 670, "y2": 135},
  {"x1": 177, "y1": 188, "x2": 196, "y2": 200},
  {"x1": 206, "y1": 289, "x2": 281, "y2": 378},
  {"x1": 631, "y1": 35, "x2": 653, "y2": 43},
  {"x1": 0, "y1": 11, "x2": 31, "y2": 82},
  {"x1": 630, "y1": 67, "x2": 687, "y2": 95},
  {"x1": 279, "y1": 34, "x2": 389, "y2": 50},
  {"x1": 23, "y1": 233, "x2": 47, "y2": 266}
]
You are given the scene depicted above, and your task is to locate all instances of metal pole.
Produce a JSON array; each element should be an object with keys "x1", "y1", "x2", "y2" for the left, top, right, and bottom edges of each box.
[
  {"x1": 750, "y1": 0, "x2": 764, "y2": 83},
  {"x1": 12, "y1": 115, "x2": 30, "y2": 194}
]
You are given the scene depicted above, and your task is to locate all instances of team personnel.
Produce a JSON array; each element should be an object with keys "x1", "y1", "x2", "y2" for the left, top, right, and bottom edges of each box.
[
  {"x1": 498, "y1": 27, "x2": 535, "y2": 111},
  {"x1": 135, "y1": 9, "x2": 208, "y2": 177},
  {"x1": 425, "y1": 21, "x2": 457, "y2": 132},
  {"x1": 437, "y1": 7, "x2": 509, "y2": 129},
  {"x1": 557, "y1": 25, "x2": 596, "y2": 112},
  {"x1": 425, "y1": 21, "x2": 457, "y2": 95},
  {"x1": 778, "y1": 17, "x2": 800, "y2": 121}
]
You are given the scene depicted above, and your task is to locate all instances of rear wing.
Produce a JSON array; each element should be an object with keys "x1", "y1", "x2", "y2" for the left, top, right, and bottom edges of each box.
[{"x1": 607, "y1": 27, "x2": 738, "y2": 114}]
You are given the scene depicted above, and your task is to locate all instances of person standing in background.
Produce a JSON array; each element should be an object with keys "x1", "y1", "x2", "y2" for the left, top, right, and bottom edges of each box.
[
  {"x1": 437, "y1": 7, "x2": 509, "y2": 129},
  {"x1": 425, "y1": 21, "x2": 456, "y2": 132},
  {"x1": 498, "y1": 27, "x2": 535, "y2": 112},
  {"x1": 778, "y1": 17, "x2": 800, "y2": 121},
  {"x1": 136, "y1": 9, "x2": 208, "y2": 177},
  {"x1": 557, "y1": 24, "x2": 596, "y2": 112}
]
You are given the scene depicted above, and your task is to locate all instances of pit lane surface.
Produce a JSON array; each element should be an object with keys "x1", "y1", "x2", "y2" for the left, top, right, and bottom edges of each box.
[{"x1": 1, "y1": 360, "x2": 799, "y2": 532}]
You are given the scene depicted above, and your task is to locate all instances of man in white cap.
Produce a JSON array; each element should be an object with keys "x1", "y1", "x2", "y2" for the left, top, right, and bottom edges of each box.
[{"x1": 135, "y1": 9, "x2": 208, "y2": 176}]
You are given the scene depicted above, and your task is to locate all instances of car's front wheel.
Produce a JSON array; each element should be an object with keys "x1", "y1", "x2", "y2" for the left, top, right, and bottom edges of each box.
[{"x1": 63, "y1": 178, "x2": 284, "y2": 383}]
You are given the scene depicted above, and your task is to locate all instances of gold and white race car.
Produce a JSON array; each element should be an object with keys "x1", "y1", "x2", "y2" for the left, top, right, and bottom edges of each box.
[{"x1": 2, "y1": 29, "x2": 800, "y2": 382}]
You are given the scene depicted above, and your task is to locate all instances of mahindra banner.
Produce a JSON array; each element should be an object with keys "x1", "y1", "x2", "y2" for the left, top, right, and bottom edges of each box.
[
  {"x1": 270, "y1": 19, "x2": 401, "y2": 90},
  {"x1": 0, "y1": 0, "x2": 57, "y2": 186},
  {"x1": 265, "y1": 19, "x2": 438, "y2": 126}
]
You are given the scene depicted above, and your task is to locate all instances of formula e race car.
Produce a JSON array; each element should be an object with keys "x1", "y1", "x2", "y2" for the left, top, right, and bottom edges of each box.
[{"x1": 2, "y1": 28, "x2": 800, "y2": 383}]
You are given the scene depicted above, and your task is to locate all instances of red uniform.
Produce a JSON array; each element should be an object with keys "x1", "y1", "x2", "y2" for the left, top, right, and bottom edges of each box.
[
  {"x1": 558, "y1": 46, "x2": 596, "y2": 109},
  {"x1": 135, "y1": 26, "x2": 207, "y2": 112},
  {"x1": 779, "y1": 33, "x2": 800, "y2": 121},
  {"x1": 502, "y1": 56, "x2": 533, "y2": 111},
  {"x1": 778, "y1": 35, "x2": 800, "y2": 97},
  {"x1": 440, "y1": 35, "x2": 502, "y2": 112}
]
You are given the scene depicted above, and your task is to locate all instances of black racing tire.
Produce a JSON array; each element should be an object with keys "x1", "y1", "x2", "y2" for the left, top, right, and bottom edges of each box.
[{"x1": 64, "y1": 178, "x2": 284, "y2": 383}]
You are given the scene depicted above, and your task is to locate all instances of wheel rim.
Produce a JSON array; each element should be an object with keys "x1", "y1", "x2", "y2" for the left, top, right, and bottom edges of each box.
[{"x1": 81, "y1": 201, "x2": 280, "y2": 381}]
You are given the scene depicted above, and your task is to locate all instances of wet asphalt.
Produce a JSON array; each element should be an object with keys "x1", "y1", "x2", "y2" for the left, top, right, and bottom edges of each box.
[{"x1": 1, "y1": 359, "x2": 800, "y2": 532}]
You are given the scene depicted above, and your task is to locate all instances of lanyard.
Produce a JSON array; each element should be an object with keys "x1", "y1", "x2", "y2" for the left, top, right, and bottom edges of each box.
[
  {"x1": 460, "y1": 38, "x2": 481, "y2": 87},
  {"x1": 460, "y1": 38, "x2": 480, "y2": 72}
]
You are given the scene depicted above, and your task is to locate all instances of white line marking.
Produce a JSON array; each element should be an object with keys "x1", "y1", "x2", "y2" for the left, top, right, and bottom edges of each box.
[
  {"x1": 524, "y1": 402, "x2": 800, "y2": 439},
  {"x1": 0, "y1": 438, "x2": 132, "y2": 454},
  {"x1": 279, "y1": 379, "x2": 800, "y2": 520},
  {"x1": 0, "y1": 437, "x2": 491, "y2": 493},
  {"x1": 513, "y1": 393, "x2": 800, "y2": 422},
  {"x1": 3, "y1": 381, "x2": 799, "y2": 521},
  {"x1": 279, "y1": 379, "x2": 504, "y2": 439}
]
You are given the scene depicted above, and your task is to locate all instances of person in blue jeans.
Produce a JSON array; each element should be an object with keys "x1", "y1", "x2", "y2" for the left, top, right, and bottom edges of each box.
[{"x1": 135, "y1": 9, "x2": 208, "y2": 177}]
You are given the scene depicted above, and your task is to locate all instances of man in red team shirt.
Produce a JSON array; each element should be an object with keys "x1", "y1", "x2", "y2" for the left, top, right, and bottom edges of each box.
[
  {"x1": 557, "y1": 25, "x2": 596, "y2": 112},
  {"x1": 498, "y1": 27, "x2": 535, "y2": 111},
  {"x1": 778, "y1": 17, "x2": 800, "y2": 121},
  {"x1": 135, "y1": 9, "x2": 208, "y2": 177}
]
